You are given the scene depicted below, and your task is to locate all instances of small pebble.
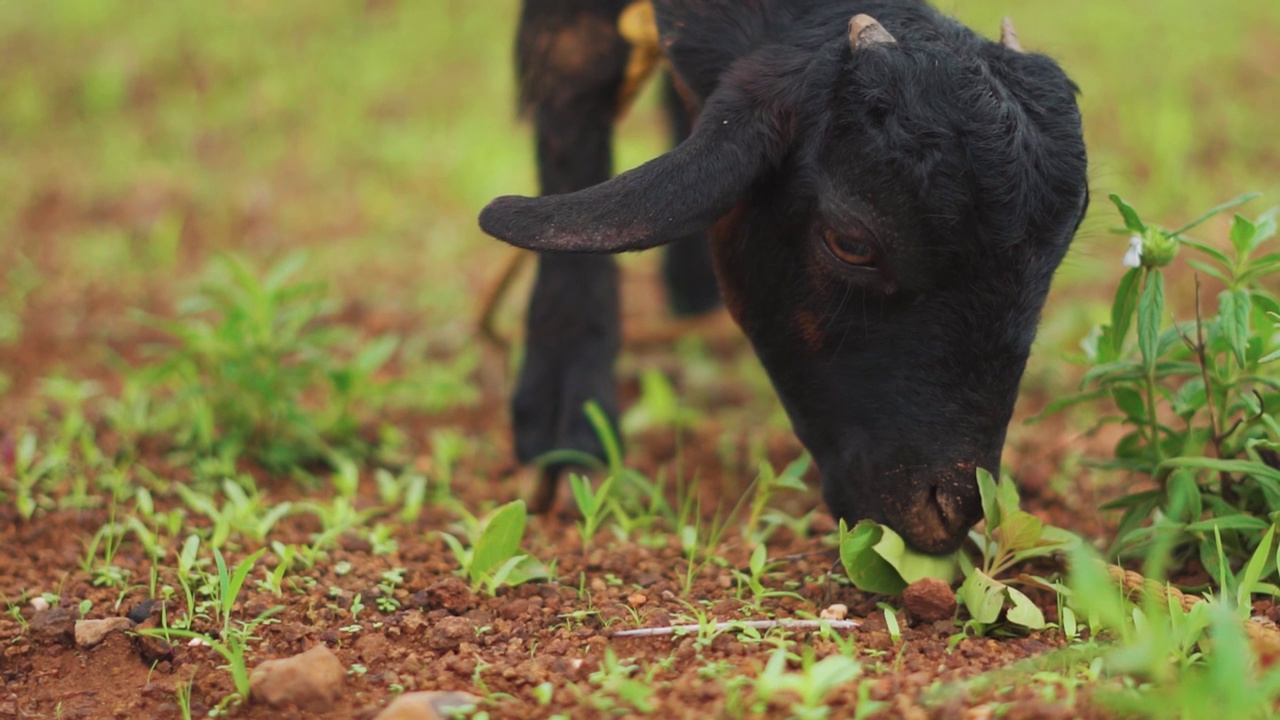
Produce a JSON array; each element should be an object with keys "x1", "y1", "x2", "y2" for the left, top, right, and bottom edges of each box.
[
  {"x1": 820, "y1": 604, "x2": 849, "y2": 621},
  {"x1": 74, "y1": 618, "x2": 132, "y2": 648},
  {"x1": 372, "y1": 691, "x2": 480, "y2": 720},
  {"x1": 627, "y1": 593, "x2": 647, "y2": 608},
  {"x1": 249, "y1": 645, "x2": 346, "y2": 711},
  {"x1": 30, "y1": 597, "x2": 50, "y2": 613}
]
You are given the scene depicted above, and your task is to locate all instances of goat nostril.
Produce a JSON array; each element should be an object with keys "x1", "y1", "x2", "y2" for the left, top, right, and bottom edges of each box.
[
  {"x1": 931, "y1": 485, "x2": 956, "y2": 529},
  {"x1": 930, "y1": 482, "x2": 976, "y2": 537}
]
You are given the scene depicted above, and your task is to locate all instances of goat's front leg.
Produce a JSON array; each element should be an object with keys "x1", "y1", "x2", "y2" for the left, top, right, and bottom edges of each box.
[
  {"x1": 659, "y1": 73, "x2": 722, "y2": 317},
  {"x1": 513, "y1": 0, "x2": 631, "y2": 510}
]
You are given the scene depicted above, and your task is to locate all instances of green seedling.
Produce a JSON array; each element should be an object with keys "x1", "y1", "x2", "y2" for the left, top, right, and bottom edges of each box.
[
  {"x1": 80, "y1": 504, "x2": 131, "y2": 589},
  {"x1": 174, "y1": 477, "x2": 292, "y2": 547},
  {"x1": 375, "y1": 568, "x2": 406, "y2": 612},
  {"x1": 569, "y1": 473, "x2": 615, "y2": 548},
  {"x1": 734, "y1": 544, "x2": 805, "y2": 605},
  {"x1": 374, "y1": 467, "x2": 430, "y2": 522},
  {"x1": 211, "y1": 546, "x2": 267, "y2": 637},
  {"x1": 367, "y1": 523, "x2": 399, "y2": 556},
  {"x1": 256, "y1": 544, "x2": 297, "y2": 597},
  {"x1": 441, "y1": 499, "x2": 549, "y2": 595},
  {"x1": 743, "y1": 455, "x2": 811, "y2": 544},
  {"x1": 585, "y1": 648, "x2": 658, "y2": 715},
  {"x1": 878, "y1": 603, "x2": 903, "y2": 644},
  {"x1": 141, "y1": 608, "x2": 278, "y2": 711},
  {"x1": 958, "y1": 470, "x2": 1080, "y2": 631},
  {"x1": 751, "y1": 645, "x2": 863, "y2": 720}
]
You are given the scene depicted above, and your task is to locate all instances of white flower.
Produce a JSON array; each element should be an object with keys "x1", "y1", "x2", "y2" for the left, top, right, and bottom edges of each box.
[{"x1": 1123, "y1": 234, "x2": 1143, "y2": 268}]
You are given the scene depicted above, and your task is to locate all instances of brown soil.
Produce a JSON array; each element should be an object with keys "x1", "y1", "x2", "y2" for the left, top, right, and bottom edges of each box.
[{"x1": 1, "y1": 235, "x2": 1120, "y2": 720}]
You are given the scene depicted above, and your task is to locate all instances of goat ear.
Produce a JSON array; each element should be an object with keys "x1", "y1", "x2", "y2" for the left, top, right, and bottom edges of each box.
[{"x1": 479, "y1": 72, "x2": 793, "y2": 254}]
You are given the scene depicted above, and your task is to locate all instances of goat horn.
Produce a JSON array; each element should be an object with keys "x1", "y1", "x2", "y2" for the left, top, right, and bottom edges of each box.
[
  {"x1": 1000, "y1": 17, "x2": 1023, "y2": 52},
  {"x1": 848, "y1": 14, "x2": 896, "y2": 50}
]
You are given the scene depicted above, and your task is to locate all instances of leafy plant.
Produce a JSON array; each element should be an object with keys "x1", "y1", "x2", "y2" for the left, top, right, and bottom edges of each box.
[
  {"x1": 958, "y1": 470, "x2": 1079, "y2": 631},
  {"x1": 733, "y1": 544, "x2": 805, "y2": 605},
  {"x1": 569, "y1": 472, "x2": 616, "y2": 548},
  {"x1": 1064, "y1": 536, "x2": 1280, "y2": 718},
  {"x1": 585, "y1": 649, "x2": 658, "y2": 715},
  {"x1": 129, "y1": 252, "x2": 402, "y2": 471},
  {"x1": 1050, "y1": 193, "x2": 1280, "y2": 574},
  {"x1": 750, "y1": 645, "x2": 863, "y2": 720},
  {"x1": 140, "y1": 606, "x2": 279, "y2": 711},
  {"x1": 441, "y1": 499, "x2": 549, "y2": 595}
]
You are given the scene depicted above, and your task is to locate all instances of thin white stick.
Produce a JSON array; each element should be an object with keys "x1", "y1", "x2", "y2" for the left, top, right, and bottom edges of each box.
[{"x1": 613, "y1": 619, "x2": 859, "y2": 638}]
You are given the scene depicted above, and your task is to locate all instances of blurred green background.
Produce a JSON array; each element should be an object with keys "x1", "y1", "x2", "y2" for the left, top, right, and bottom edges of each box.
[{"x1": 2, "y1": 0, "x2": 1278, "y2": 397}]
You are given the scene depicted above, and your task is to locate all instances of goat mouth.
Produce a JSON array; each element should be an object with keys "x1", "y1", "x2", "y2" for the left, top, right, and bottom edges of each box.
[{"x1": 878, "y1": 471, "x2": 981, "y2": 554}]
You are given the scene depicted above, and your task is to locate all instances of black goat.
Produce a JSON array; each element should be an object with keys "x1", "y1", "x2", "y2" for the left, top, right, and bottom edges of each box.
[{"x1": 479, "y1": 0, "x2": 1089, "y2": 553}]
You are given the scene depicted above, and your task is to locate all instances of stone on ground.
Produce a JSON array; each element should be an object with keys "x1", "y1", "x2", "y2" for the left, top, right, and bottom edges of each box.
[
  {"x1": 373, "y1": 691, "x2": 481, "y2": 720},
  {"x1": 249, "y1": 645, "x2": 346, "y2": 711},
  {"x1": 74, "y1": 618, "x2": 133, "y2": 648}
]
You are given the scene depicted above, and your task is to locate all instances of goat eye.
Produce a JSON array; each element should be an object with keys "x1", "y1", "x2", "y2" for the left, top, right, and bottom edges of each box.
[{"x1": 823, "y1": 229, "x2": 877, "y2": 267}]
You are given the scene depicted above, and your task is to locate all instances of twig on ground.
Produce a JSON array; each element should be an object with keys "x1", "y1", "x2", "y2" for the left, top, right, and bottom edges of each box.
[{"x1": 613, "y1": 619, "x2": 859, "y2": 638}]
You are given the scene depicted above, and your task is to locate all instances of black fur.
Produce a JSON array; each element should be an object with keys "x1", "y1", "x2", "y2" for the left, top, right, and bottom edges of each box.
[{"x1": 485, "y1": 0, "x2": 1089, "y2": 552}]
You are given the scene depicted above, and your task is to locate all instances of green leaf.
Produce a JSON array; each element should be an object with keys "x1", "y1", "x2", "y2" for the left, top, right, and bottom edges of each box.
[
  {"x1": 1170, "y1": 378, "x2": 1207, "y2": 417},
  {"x1": 1108, "y1": 268, "x2": 1143, "y2": 357},
  {"x1": 1186, "y1": 259, "x2": 1232, "y2": 285},
  {"x1": 569, "y1": 474, "x2": 597, "y2": 517},
  {"x1": 1218, "y1": 289, "x2": 1251, "y2": 368},
  {"x1": 960, "y1": 570, "x2": 1006, "y2": 624},
  {"x1": 352, "y1": 335, "x2": 399, "y2": 374},
  {"x1": 488, "y1": 555, "x2": 549, "y2": 590},
  {"x1": 1237, "y1": 525, "x2": 1276, "y2": 611},
  {"x1": 1165, "y1": 470, "x2": 1203, "y2": 524},
  {"x1": 977, "y1": 468, "x2": 1001, "y2": 531},
  {"x1": 871, "y1": 524, "x2": 961, "y2": 585},
  {"x1": 750, "y1": 544, "x2": 767, "y2": 576},
  {"x1": 1160, "y1": 457, "x2": 1280, "y2": 488},
  {"x1": 225, "y1": 548, "x2": 267, "y2": 621},
  {"x1": 1137, "y1": 271, "x2": 1165, "y2": 372},
  {"x1": 1230, "y1": 215, "x2": 1258, "y2": 260},
  {"x1": 838, "y1": 521, "x2": 907, "y2": 595},
  {"x1": 997, "y1": 510, "x2": 1045, "y2": 553},
  {"x1": 440, "y1": 532, "x2": 470, "y2": 568},
  {"x1": 1111, "y1": 387, "x2": 1148, "y2": 421},
  {"x1": 1110, "y1": 194, "x2": 1146, "y2": 233},
  {"x1": 582, "y1": 401, "x2": 623, "y2": 476},
  {"x1": 1177, "y1": 237, "x2": 1232, "y2": 267},
  {"x1": 1005, "y1": 587, "x2": 1046, "y2": 629},
  {"x1": 471, "y1": 500, "x2": 528, "y2": 582},
  {"x1": 995, "y1": 473, "x2": 1023, "y2": 530},
  {"x1": 1169, "y1": 192, "x2": 1261, "y2": 236},
  {"x1": 1184, "y1": 515, "x2": 1272, "y2": 533},
  {"x1": 1007, "y1": 526, "x2": 1082, "y2": 566}
]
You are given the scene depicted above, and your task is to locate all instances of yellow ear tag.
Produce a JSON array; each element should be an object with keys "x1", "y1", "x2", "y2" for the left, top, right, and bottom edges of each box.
[{"x1": 617, "y1": 0, "x2": 663, "y2": 118}]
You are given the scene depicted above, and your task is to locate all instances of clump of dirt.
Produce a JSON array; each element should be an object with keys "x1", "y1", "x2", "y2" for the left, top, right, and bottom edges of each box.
[{"x1": 903, "y1": 578, "x2": 957, "y2": 624}]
